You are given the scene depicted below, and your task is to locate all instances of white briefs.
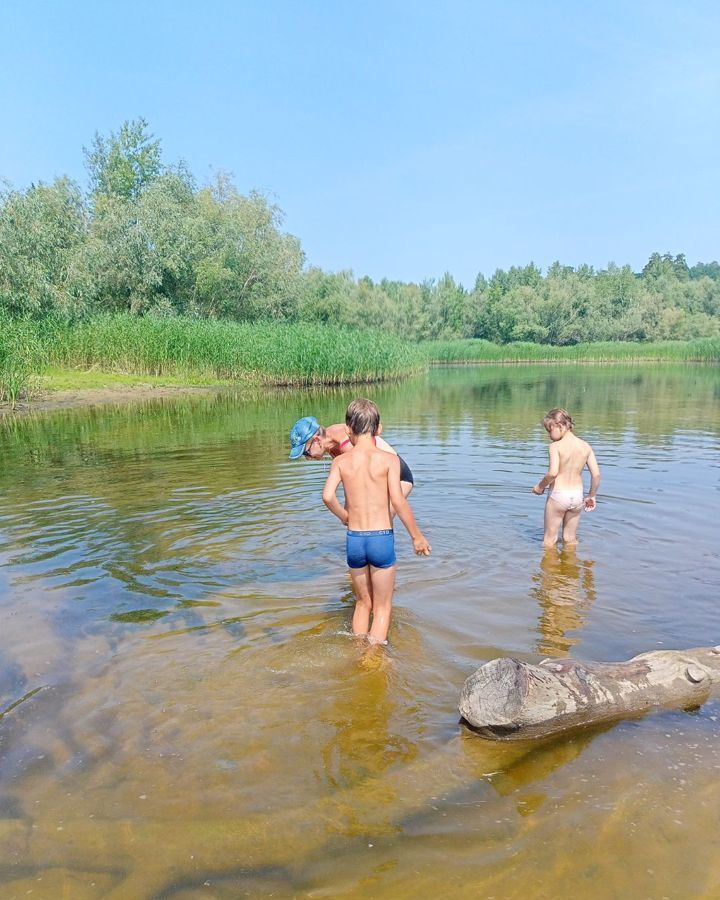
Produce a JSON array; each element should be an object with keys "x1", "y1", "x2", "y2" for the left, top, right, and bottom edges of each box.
[{"x1": 549, "y1": 489, "x2": 584, "y2": 511}]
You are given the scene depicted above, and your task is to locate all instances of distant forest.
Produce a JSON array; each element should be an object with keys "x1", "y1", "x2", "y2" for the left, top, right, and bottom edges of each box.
[{"x1": 1, "y1": 119, "x2": 718, "y2": 344}]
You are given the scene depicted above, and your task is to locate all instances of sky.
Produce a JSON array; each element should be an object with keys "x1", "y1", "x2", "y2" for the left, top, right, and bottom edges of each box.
[{"x1": 2, "y1": 0, "x2": 719, "y2": 286}]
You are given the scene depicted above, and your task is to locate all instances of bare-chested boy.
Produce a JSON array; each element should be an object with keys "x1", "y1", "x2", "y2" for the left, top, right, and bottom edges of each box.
[
  {"x1": 322, "y1": 399, "x2": 431, "y2": 645},
  {"x1": 532, "y1": 408, "x2": 601, "y2": 548}
]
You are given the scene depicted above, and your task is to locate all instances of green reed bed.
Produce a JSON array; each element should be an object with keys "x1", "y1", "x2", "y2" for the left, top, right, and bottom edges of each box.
[
  {"x1": 5, "y1": 313, "x2": 718, "y2": 407},
  {"x1": 0, "y1": 316, "x2": 47, "y2": 406},
  {"x1": 12, "y1": 315, "x2": 425, "y2": 388},
  {"x1": 424, "y1": 338, "x2": 720, "y2": 363}
]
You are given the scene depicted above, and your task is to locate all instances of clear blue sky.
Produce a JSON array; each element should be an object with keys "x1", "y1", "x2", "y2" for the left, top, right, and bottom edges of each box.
[{"x1": 2, "y1": 0, "x2": 719, "y2": 286}]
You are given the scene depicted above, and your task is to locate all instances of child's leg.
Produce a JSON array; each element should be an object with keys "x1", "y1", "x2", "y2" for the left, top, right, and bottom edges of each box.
[
  {"x1": 562, "y1": 507, "x2": 583, "y2": 544},
  {"x1": 366, "y1": 564, "x2": 396, "y2": 644},
  {"x1": 349, "y1": 566, "x2": 373, "y2": 635},
  {"x1": 543, "y1": 499, "x2": 565, "y2": 548}
]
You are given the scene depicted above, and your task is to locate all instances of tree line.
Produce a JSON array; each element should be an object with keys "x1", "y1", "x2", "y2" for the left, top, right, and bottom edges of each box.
[{"x1": 1, "y1": 119, "x2": 719, "y2": 344}]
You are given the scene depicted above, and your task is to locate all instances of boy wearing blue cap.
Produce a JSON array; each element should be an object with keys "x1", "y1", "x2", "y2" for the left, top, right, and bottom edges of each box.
[{"x1": 321, "y1": 399, "x2": 430, "y2": 645}]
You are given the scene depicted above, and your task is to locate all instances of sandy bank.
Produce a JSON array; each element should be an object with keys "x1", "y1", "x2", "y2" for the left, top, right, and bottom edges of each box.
[{"x1": 0, "y1": 383, "x2": 225, "y2": 416}]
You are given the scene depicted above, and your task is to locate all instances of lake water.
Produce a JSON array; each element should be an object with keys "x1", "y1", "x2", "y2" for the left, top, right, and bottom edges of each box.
[{"x1": 0, "y1": 365, "x2": 719, "y2": 899}]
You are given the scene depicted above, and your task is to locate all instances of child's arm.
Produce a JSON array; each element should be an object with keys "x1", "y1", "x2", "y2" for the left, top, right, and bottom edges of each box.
[
  {"x1": 584, "y1": 448, "x2": 600, "y2": 511},
  {"x1": 322, "y1": 459, "x2": 349, "y2": 526},
  {"x1": 387, "y1": 458, "x2": 431, "y2": 555},
  {"x1": 532, "y1": 443, "x2": 559, "y2": 495}
]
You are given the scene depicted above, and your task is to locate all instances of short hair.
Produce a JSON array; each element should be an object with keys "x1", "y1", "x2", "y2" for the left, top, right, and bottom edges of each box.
[
  {"x1": 543, "y1": 407, "x2": 574, "y2": 431},
  {"x1": 345, "y1": 398, "x2": 380, "y2": 436}
]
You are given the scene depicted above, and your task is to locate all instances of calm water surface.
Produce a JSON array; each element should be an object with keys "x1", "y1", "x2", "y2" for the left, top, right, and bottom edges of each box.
[{"x1": 0, "y1": 365, "x2": 719, "y2": 899}]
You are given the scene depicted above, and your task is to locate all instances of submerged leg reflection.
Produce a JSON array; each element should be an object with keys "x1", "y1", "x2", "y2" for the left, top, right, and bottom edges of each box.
[{"x1": 532, "y1": 547, "x2": 596, "y2": 657}]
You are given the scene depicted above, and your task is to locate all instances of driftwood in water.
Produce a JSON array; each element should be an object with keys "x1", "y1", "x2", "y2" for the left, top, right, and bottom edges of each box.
[{"x1": 459, "y1": 646, "x2": 720, "y2": 741}]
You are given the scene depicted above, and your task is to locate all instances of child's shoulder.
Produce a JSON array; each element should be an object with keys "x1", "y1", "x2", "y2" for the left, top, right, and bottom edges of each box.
[
  {"x1": 334, "y1": 450, "x2": 351, "y2": 469},
  {"x1": 371, "y1": 446, "x2": 399, "y2": 471},
  {"x1": 575, "y1": 434, "x2": 593, "y2": 453}
]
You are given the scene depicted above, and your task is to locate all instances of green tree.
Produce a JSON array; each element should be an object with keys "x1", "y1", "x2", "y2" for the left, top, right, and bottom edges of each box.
[
  {"x1": 672, "y1": 253, "x2": 690, "y2": 281},
  {"x1": 84, "y1": 118, "x2": 163, "y2": 202},
  {"x1": 192, "y1": 180, "x2": 304, "y2": 320},
  {"x1": 689, "y1": 260, "x2": 720, "y2": 281},
  {"x1": 642, "y1": 252, "x2": 676, "y2": 281},
  {"x1": 0, "y1": 178, "x2": 88, "y2": 317},
  {"x1": 82, "y1": 171, "x2": 198, "y2": 314},
  {"x1": 297, "y1": 268, "x2": 356, "y2": 325}
]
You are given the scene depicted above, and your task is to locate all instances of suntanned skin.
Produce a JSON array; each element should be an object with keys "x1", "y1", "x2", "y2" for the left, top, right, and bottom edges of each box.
[
  {"x1": 303, "y1": 422, "x2": 413, "y2": 500},
  {"x1": 322, "y1": 430, "x2": 430, "y2": 644},
  {"x1": 305, "y1": 423, "x2": 393, "y2": 459},
  {"x1": 532, "y1": 422, "x2": 601, "y2": 548}
]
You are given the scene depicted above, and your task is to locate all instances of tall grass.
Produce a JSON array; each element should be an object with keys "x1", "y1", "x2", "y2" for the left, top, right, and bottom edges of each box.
[
  {"x1": 4, "y1": 313, "x2": 719, "y2": 407},
  {"x1": 423, "y1": 338, "x2": 720, "y2": 363},
  {"x1": 12, "y1": 315, "x2": 426, "y2": 387},
  {"x1": 0, "y1": 315, "x2": 46, "y2": 406}
]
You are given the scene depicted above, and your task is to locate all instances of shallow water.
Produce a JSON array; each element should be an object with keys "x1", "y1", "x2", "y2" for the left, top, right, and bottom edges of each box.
[{"x1": 0, "y1": 365, "x2": 719, "y2": 899}]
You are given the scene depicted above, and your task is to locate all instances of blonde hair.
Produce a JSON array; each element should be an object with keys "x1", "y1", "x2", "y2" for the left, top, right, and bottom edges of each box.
[
  {"x1": 543, "y1": 407, "x2": 575, "y2": 431},
  {"x1": 345, "y1": 398, "x2": 380, "y2": 436}
]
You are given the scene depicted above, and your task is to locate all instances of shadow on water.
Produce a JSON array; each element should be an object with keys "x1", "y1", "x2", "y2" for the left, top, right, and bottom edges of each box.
[{"x1": 459, "y1": 718, "x2": 614, "y2": 796}]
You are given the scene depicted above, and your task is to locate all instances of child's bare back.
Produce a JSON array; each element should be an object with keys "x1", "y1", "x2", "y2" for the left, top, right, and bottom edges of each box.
[
  {"x1": 532, "y1": 408, "x2": 600, "y2": 547},
  {"x1": 334, "y1": 442, "x2": 396, "y2": 531},
  {"x1": 322, "y1": 398, "x2": 430, "y2": 645},
  {"x1": 551, "y1": 431, "x2": 594, "y2": 491}
]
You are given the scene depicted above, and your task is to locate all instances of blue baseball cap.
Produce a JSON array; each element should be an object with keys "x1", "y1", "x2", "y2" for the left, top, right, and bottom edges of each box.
[{"x1": 289, "y1": 416, "x2": 321, "y2": 459}]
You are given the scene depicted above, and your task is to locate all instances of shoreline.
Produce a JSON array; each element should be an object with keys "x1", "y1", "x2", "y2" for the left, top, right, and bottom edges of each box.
[
  {"x1": 428, "y1": 357, "x2": 720, "y2": 366},
  {"x1": 2, "y1": 355, "x2": 719, "y2": 416},
  {"x1": 0, "y1": 383, "x2": 228, "y2": 417}
]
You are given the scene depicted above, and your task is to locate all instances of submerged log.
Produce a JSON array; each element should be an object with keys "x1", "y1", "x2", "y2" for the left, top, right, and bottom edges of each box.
[{"x1": 459, "y1": 646, "x2": 720, "y2": 741}]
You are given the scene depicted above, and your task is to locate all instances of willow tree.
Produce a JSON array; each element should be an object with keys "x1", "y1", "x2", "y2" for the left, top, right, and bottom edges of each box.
[
  {"x1": 192, "y1": 179, "x2": 304, "y2": 320},
  {"x1": 84, "y1": 118, "x2": 163, "y2": 204},
  {"x1": 0, "y1": 178, "x2": 88, "y2": 317},
  {"x1": 81, "y1": 171, "x2": 199, "y2": 315}
]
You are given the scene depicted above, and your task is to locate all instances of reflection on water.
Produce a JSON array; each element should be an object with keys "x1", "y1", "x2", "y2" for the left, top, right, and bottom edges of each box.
[
  {"x1": 532, "y1": 547, "x2": 596, "y2": 656},
  {"x1": 321, "y1": 647, "x2": 418, "y2": 792},
  {"x1": 0, "y1": 365, "x2": 719, "y2": 898}
]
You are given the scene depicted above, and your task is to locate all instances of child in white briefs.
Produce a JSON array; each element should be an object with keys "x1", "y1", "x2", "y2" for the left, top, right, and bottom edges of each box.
[{"x1": 532, "y1": 408, "x2": 600, "y2": 548}]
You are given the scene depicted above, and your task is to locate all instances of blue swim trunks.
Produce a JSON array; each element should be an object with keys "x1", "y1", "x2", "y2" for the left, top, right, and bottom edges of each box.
[{"x1": 346, "y1": 529, "x2": 396, "y2": 569}]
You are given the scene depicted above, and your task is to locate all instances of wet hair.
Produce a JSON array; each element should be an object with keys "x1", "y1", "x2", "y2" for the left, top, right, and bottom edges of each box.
[
  {"x1": 345, "y1": 398, "x2": 380, "y2": 436},
  {"x1": 543, "y1": 408, "x2": 575, "y2": 431}
]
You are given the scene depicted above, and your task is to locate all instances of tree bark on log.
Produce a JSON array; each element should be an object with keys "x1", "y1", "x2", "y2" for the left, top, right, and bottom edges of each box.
[{"x1": 459, "y1": 646, "x2": 720, "y2": 741}]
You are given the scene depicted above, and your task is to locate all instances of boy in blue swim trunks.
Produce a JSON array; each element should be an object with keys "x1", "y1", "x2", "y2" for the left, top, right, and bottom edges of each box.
[{"x1": 322, "y1": 398, "x2": 431, "y2": 645}]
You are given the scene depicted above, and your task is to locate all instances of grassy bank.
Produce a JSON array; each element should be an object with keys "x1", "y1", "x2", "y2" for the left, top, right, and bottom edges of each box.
[
  {"x1": 3, "y1": 314, "x2": 720, "y2": 408},
  {"x1": 37, "y1": 367, "x2": 232, "y2": 390},
  {"x1": 423, "y1": 338, "x2": 720, "y2": 363},
  {"x1": 0, "y1": 314, "x2": 425, "y2": 404},
  {"x1": 0, "y1": 318, "x2": 45, "y2": 406}
]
